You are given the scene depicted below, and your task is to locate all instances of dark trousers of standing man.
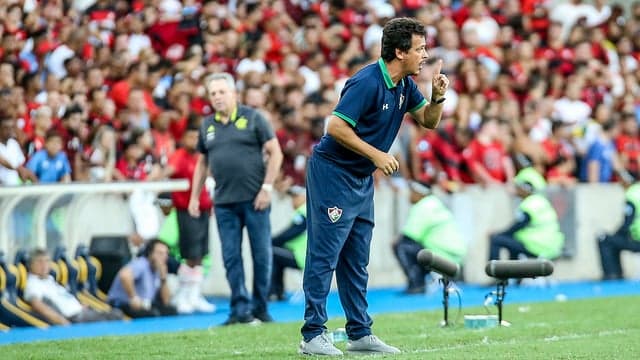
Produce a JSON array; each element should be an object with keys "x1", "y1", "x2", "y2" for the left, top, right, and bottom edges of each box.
[
  {"x1": 302, "y1": 155, "x2": 374, "y2": 342},
  {"x1": 598, "y1": 231, "x2": 640, "y2": 279},
  {"x1": 214, "y1": 201, "x2": 272, "y2": 321}
]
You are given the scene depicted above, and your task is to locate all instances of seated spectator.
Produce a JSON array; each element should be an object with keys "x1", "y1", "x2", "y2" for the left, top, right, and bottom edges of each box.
[
  {"x1": 541, "y1": 120, "x2": 577, "y2": 186},
  {"x1": 115, "y1": 133, "x2": 161, "y2": 181},
  {"x1": 0, "y1": 115, "x2": 37, "y2": 185},
  {"x1": 269, "y1": 186, "x2": 307, "y2": 301},
  {"x1": 86, "y1": 125, "x2": 118, "y2": 182},
  {"x1": 597, "y1": 182, "x2": 640, "y2": 280},
  {"x1": 26, "y1": 130, "x2": 72, "y2": 183},
  {"x1": 580, "y1": 119, "x2": 632, "y2": 184},
  {"x1": 488, "y1": 168, "x2": 565, "y2": 262},
  {"x1": 25, "y1": 106, "x2": 53, "y2": 158},
  {"x1": 615, "y1": 113, "x2": 640, "y2": 181},
  {"x1": 393, "y1": 182, "x2": 467, "y2": 294},
  {"x1": 463, "y1": 117, "x2": 515, "y2": 186},
  {"x1": 107, "y1": 239, "x2": 177, "y2": 318},
  {"x1": 24, "y1": 248, "x2": 124, "y2": 325}
]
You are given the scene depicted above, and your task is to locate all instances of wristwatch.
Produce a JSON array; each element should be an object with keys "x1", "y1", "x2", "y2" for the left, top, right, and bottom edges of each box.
[
  {"x1": 432, "y1": 96, "x2": 446, "y2": 104},
  {"x1": 261, "y1": 183, "x2": 274, "y2": 193}
]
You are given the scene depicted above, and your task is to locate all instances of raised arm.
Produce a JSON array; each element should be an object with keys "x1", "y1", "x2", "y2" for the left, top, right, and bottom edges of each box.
[{"x1": 412, "y1": 59, "x2": 449, "y2": 129}]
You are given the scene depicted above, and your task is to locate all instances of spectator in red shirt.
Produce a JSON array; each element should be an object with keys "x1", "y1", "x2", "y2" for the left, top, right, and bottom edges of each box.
[
  {"x1": 411, "y1": 127, "x2": 446, "y2": 185},
  {"x1": 463, "y1": 117, "x2": 515, "y2": 186},
  {"x1": 276, "y1": 107, "x2": 310, "y2": 187},
  {"x1": 542, "y1": 120, "x2": 577, "y2": 186},
  {"x1": 56, "y1": 104, "x2": 87, "y2": 181},
  {"x1": 115, "y1": 138, "x2": 148, "y2": 181},
  {"x1": 163, "y1": 124, "x2": 215, "y2": 314},
  {"x1": 108, "y1": 62, "x2": 159, "y2": 117},
  {"x1": 615, "y1": 113, "x2": 640, "y2": 180},
  {"x1": 151, "y1": 111, "x2": 176, "y2": 165}
]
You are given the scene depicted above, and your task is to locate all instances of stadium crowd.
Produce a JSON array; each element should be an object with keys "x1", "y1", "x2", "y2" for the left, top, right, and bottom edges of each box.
[{"x1": 0, "y1": 0, "x2": 639, "y2": 189}]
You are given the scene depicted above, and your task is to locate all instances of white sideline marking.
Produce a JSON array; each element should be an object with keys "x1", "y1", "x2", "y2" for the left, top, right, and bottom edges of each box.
[{"x1": 409, "y1": 328, "x2": 630, "y2": 353}]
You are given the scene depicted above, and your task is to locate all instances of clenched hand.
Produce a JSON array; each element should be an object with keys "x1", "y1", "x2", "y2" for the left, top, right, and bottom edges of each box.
[{"x1": 373, "y1": 151, "x2": 399, "y2": 176}]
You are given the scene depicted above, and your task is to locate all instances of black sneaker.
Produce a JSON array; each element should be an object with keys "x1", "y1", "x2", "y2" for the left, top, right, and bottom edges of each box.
[
  {"x1": 221, "y1": 316, "x2": 239, "y2": 326},
  {"x1": 268, "y1": 293, "x2": 286, "y2": 302},
  {"x1": 222, "y1": 314, "x2": 257, "y2": 326},
  {"x1": 403, "y1": 285, "x2": 426, "y2": 295},
  {"x1": 253, "y1": 311, "x2": 274, "y2": 323}
]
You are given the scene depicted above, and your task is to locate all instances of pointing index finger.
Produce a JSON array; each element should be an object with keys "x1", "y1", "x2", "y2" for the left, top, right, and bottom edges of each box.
[{"x1": 434, "y1": 59, "x2": 443, "y2": 75}]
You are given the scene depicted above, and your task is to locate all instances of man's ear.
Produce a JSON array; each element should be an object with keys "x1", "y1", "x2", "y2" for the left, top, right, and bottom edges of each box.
[{"x1": 395, "y1": 48, "x2": 405, "y2": 60}]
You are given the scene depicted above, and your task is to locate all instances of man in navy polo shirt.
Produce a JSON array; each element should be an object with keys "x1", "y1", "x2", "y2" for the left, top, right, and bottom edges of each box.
[{"x1": 299, "y1": 18, "x2": 450, "y2": 356}]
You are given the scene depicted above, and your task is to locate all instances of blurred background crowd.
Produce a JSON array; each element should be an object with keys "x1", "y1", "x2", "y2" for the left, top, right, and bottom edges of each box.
[{"x1": 1, "y1": 0, "x2": 640, "y2": 190}]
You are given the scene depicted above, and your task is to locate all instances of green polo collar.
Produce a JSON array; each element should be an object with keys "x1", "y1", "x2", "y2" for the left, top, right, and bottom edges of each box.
[{"x1": 377, "y1": 58, "x2": 404, "y2": 89}]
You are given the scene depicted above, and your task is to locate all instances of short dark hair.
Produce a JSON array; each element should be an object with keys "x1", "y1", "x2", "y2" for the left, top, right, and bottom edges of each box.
[
  {"x1": 63, "y1": 104, "x2": 83, "y2": 119},
  {"x1": 28, "y1": 248, "x2": 48, "y2": 267},
  {"x1": 45, "y1": 129, "x2": 63, "y2": 141},
  {"x1": 142, "y1": 239, "x2": 168, "y2": 258},
  {"x1": 381, "y1": 18, "x2": 426, "y2": 62}
]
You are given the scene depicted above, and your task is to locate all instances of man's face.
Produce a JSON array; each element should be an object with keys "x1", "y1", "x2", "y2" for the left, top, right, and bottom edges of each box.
[
  {"x1": 0, "y1": 118, "x2": 16, "y2": 141},
  {"x1": 207, "y1": 79, "x2": 236, "y2": 114},
  {"x1": 403, "y1": 34, "x2": 429, "y2": 76},
  {"x1": 30, "y1": 255, "x2": 51, "y2": 278},
  {"x1": 45, "y1": 136, "x2": 63, "y2": 156},
  {"x1": 149, "y1": 243, "x2": 169, "y2": 270},
  {"x1": 182, "y1": 129, "x2": 199, "y2": 151}
]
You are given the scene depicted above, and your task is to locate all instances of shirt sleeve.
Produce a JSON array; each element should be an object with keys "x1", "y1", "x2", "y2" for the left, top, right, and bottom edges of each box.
[
  {"x1": 26, "y1": 151, "x2": 41, "y2": 175},
  {"x1": 254, "y1": 110, "x2": 275, "y2": 145},
  {"x1": 332, "y1": 76, "x2": 377, "y2": 127},
  {"x1": 197, "y1": 123, "x2": 207, "y2": 156},
  {"x1": 617, "y1": 201, "x2": 636, "y2": 234},
  {"x1": 128, "y1": 258, "x2": 146, "y2": 281},
  {"x1": 61, "y1": 154, "x2": 72, "y2": 177},
  {"x1": 23, "y1": 278, "x2": 43, "y2": 301},
  {"x1": 167, "y1": 151, "x2": 182, "y2": 177},
  {"x1": 499, "y1": 211, "x2": 531, "y2": 236},
  {"x1": 272, "y1": 220, "x2": 307, "y2": 247},
  {"x1": 406, "y1": 77, "x2": 427, "y2": 114}
]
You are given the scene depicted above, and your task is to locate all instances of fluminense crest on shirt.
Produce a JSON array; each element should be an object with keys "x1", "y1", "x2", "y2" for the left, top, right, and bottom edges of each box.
[{"x1": 327, "y1": 206, "x2": 342, "y2": 223}]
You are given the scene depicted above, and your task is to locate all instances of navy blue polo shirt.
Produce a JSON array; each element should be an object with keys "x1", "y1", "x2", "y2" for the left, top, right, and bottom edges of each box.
[{"x1": 314, "y1": 58, "x2": 426, "y2": 176}]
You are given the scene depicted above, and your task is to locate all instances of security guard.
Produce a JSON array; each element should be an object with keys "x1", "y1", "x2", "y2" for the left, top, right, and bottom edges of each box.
[
  {"x1": 598, "y1": 182, "x2": 640, "y2": 279},
  {"x1": 489, "y1": 167, "x2": 565, "y2": 261},
  {"x1": 393, "y1": 181, "x2": 467, "y2": 294},
  {"x1": 269, "y1": 186, "x2": 307, "y2": 301}
]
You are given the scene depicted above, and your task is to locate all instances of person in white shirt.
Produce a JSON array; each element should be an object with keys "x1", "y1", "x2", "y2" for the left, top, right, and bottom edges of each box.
[
  {"x1": 552, "y1": 80, "x2": 592, "y2": 127},
  {"x1": 0, "y1": 116, "x2": 37, "y2": 185},
  {"x1": 23, "y1": 248, "x2": 123, "y2": 325},
  {"x1": 461, "y1": 0, "x2": 500, "y2": 46}
]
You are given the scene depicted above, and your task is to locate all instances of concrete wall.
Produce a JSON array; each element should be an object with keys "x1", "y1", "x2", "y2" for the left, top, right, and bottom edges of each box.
[{"x1": 52, "y1": 183, "x2": 640, "y2": 295}]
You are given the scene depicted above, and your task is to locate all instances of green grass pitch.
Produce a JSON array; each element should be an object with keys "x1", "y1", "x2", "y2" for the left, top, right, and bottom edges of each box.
[{"x1": 3, "y1": 296, "x2": 639, "y2": 359}]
